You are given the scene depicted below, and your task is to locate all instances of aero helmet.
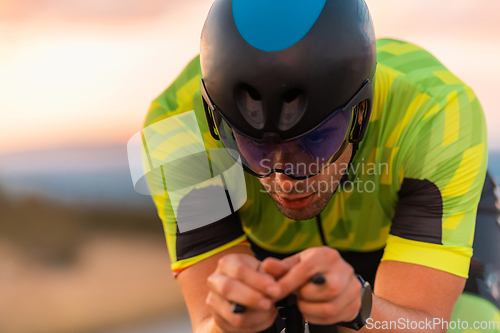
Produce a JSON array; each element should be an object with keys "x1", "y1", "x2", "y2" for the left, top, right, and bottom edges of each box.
[{"x1": 200, "y1": 0, "x2": 376, "y2": 179}]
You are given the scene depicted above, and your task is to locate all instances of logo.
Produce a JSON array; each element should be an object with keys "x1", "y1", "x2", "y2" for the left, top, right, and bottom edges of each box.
[{"x1": 127, "y1": 111, "x2": 247, "y2": 232}]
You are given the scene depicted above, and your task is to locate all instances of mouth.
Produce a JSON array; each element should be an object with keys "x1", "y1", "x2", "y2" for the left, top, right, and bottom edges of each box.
[{"x1": 275, "y1": 192, "x2": 317, "y2": 210}]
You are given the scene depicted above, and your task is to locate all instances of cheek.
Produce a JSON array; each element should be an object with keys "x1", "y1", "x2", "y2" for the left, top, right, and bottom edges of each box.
[
  {"x1": 321, "y1": 164, "x2": 343, "y2": 178},
  {"x1": 318, "y1": 157, "x2": 349, "y2": 180},
  {"x1": 337, "y1": 161, "x2": 350, "y2": 174},
  {"x1": 333, "y1": 147, "x2": 353, "y2": 173}
]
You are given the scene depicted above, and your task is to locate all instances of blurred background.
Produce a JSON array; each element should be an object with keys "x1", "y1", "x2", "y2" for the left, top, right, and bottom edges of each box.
[{"x1": 0, "y1": 0, "x2": 499, "y2": 332}]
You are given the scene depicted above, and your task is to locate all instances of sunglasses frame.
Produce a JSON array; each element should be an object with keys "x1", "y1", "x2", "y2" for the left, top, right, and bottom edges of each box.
[{"x1": 201, "y1": 79, "x2": 373, "y2": 180}]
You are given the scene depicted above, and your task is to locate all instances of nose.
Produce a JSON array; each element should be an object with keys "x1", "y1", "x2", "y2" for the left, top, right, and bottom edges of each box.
[{"x1": 276, "y1": 172, "x2": 295, "y2": 193}]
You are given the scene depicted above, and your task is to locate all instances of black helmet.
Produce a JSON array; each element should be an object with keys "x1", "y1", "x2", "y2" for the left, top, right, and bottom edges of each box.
[{"x1": 200, "y1": 0, "x2": 376, "y2": 179}]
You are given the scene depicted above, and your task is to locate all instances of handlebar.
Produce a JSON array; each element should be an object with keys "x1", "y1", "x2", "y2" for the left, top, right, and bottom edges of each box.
[{"x1": 233, "y1": 273, "x2": 337, "y2": 332}]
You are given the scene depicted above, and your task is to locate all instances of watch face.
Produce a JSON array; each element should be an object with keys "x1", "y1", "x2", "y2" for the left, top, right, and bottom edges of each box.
[{"x1": 361, "y1": 282, "x2": 373, "y2": 322}]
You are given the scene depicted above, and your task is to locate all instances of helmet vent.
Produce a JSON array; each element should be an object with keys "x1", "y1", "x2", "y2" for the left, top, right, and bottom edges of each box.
[
  {"x1": 279, "y1": 89, "x2": 307, "y2": 131},
  {"x1": 236, "y1": 84, "x2": 265, "y2": 130}
]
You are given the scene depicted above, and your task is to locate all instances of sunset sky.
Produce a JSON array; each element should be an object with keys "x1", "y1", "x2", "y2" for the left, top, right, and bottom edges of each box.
[{"x1": 1, "y1": 0, "x2": 499, "y2": 155}]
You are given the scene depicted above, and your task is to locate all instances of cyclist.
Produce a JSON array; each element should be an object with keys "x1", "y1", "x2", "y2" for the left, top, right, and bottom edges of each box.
[{"x1": 142, "y1": 0, "x2": 500, "y2": 331}]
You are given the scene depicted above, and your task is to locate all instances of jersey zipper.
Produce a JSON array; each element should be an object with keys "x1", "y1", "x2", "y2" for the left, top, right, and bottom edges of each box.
[{"x1": 316, "y1": 214, "x2": 328, "y2": 246}]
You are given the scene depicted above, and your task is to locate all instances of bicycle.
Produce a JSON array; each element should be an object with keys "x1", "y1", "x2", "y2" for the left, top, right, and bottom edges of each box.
[{"x1": 234, "y1": 274, "x2": 350, "y2": 333}]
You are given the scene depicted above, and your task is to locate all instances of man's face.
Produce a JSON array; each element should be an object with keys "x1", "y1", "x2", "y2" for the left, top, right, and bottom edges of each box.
[{"x1": 259, "y1": 143, "x2": 353, "y2": 220}]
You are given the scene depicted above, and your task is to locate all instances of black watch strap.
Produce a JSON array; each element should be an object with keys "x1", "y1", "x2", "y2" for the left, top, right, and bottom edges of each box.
[{"x1": 337, "y1": 274, "x2": 373, "y2": 331}]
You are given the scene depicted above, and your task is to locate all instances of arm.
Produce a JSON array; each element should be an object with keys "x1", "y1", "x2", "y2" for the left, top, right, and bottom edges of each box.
[
  {"x1": 349, "y1": 61, "x2": 486, "y2": 331},
  {"x1": 177, "y1": 245, "x2": 249, "y2": 333},
  {"x1": 177, "y1": 245, "x2": 282, "y2": 333},
  {"x1": 264, "y1": 247, "x2": 464, "y2": 333},
  {"x1": 142, "y1": 56, "x2": 282, "y2": 332},
  {"x1": 345, "y1": 260, "x2": 465, "y2": 333}
]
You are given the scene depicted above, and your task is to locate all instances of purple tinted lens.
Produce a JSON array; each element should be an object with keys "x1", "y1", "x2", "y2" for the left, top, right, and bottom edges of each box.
[{"x1": 216, "y1": 108, "x2": 352, "y2": 177}]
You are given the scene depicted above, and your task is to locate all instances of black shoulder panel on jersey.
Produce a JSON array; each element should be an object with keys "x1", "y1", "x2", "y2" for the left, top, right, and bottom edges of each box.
[
  {"x1": 391, "y1": 178, "x2": 443, "y2": 245},
  {"x1": 175, "y1": 211, "x2": 244, "y2": 261}
]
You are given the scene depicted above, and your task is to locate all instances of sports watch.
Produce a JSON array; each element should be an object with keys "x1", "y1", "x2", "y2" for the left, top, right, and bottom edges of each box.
[{"x1": 337, "y1": 274, "x2": 373, "y2": 331}]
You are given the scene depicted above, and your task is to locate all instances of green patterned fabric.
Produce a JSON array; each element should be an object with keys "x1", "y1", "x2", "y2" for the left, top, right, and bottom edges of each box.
[{"x1": 143, "y1": 39, "x2": 487, "y2": 278}]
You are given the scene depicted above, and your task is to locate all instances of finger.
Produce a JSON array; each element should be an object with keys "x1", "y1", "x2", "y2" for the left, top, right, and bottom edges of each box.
[
  {"x1": 299, "y1": 295, "x2": 361, "y2": 325},
  {"x1": 261, "y1": 257, "x2": 291, "y2": 280},
  {"x1": 206, "y1": 291, "x2": 278, "y2": 332},
  {"x1": 281, "y1": 252, "x2": 302, "y2": 267},
  {"x1": 218, "y1": 255, "x2": 282, "y2": 298},
  {"x1": 277, "y1": 247, "x2": 342, "y2": 297},
  {"x1": 298, "y1": 277, "x2": 362, "y2": 324},
  {"x1": 298, "y1": 271, "x2": 351, "y2": 302},
  {"x1": 207, "y1": 292, "x2": 253, "y2": 332},
  {"x1": 208, "y1": 273, "x2": 273, "y2": 311}
]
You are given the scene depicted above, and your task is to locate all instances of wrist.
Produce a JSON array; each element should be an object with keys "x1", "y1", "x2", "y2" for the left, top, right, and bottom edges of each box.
[{"x1": 337, "y1": 274, "x2": 373, "y2": 331}]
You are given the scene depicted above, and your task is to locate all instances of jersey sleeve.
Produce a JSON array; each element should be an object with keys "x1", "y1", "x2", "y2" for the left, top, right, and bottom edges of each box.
[
  {"x1": 142, "y1": 56, "x2": 248, "y2": 277},
  {"x1": 377, "y1": 41, "x2": 488, "y2": 278}
]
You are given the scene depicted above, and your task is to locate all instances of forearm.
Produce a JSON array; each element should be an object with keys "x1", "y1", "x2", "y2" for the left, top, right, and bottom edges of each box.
[
  {"x1": 338, "y1": 295, "x2": 445, "y2": 333},
  {"x1": 196, "y1": 317, "x2": 224, "y2": 333}
]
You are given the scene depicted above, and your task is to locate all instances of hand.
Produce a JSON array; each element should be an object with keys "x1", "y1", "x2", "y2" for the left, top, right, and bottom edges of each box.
[
  {"x1": 206, "y1": 253, "x2": 285, "y2": 333},
  {"x1": 263, "y1": 246, "x2": 362, "y2": 326}
]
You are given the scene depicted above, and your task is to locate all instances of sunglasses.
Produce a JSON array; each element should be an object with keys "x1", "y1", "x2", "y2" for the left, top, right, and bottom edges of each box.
[{"x1": 201, "y1": 79, "x2": 372, "y2": 180}]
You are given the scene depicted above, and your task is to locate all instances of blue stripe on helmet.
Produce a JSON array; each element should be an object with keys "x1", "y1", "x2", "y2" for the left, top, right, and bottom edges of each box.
[{"x1": 232, "y1": 0, "x2": 328, "y2": 52}]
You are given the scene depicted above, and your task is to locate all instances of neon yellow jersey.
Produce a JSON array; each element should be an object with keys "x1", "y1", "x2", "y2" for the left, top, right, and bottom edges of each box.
[{"x1": 144, "y1": 39, "x2": 487, "y2": 278}]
